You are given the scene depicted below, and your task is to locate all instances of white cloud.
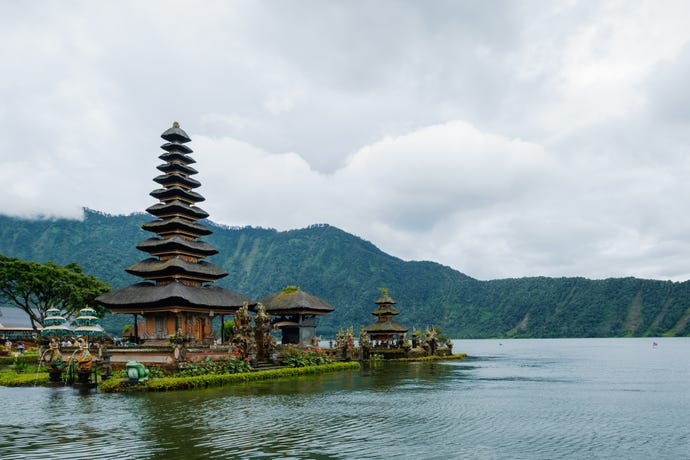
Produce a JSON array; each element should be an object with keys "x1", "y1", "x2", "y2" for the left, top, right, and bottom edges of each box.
[
  {"x1": 2, "y1": 0, "x2": 690, "y2": 281},
  {"x1": 334, "y1": 121, "x2": 554, "y2": 228},
  {"x1": 193, "y1": 135, "x2": 331, "y2": 230},
  {"x1": 188, "y1": 120, "x2": 560, "y2": 279}
]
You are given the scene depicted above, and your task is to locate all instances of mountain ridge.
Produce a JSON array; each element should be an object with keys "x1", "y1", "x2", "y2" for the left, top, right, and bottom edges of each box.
[{"x1": 1, "y1": 209, "x2": 688, "y2": 338}]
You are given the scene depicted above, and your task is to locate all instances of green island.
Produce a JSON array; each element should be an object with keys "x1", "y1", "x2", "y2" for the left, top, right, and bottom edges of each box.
[
  {"x1": 1, "y1": 281, "x2": 465, "y2": 395},
  {"x1": 0, "y1": 340, "x2": 466, "y2": 393}
]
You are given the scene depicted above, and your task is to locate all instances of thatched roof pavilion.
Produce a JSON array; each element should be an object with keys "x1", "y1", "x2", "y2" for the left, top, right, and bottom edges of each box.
[
  {"x1": 96, "y1": 123, "x2": 250, "y2": 344},
  {"x1": 260, "y1": 286, "x2": 334, "y2": 345}
]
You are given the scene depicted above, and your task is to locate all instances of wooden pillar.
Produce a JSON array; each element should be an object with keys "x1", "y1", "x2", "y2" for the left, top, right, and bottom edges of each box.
[{"x1": 220, "y1": 314, "x2": 225, "y2": 343}]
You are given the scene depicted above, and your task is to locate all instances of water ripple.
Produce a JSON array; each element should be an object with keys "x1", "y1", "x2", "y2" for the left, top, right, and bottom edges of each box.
[{"x1": 3, "y1": 338, "x2": 690, "y2": 459}]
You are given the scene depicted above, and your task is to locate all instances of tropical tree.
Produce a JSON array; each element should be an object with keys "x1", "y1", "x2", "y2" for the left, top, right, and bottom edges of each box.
[
  {"x1": 221, "y1": 319, "x2": 235, "y2": 342},
  {"x1": 0, "y1": 255, "x2": 111, "y2": 332}
]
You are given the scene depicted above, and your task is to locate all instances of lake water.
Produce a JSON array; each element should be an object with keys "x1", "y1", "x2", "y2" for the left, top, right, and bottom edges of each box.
[{"x1": 1, "y1": 338, "x2": 688, "y2": 459}]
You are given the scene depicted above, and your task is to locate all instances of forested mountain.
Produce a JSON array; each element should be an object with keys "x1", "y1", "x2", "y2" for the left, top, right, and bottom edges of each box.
[{"x1": 1, "y1": 209, "x2": 689, "y2": 338}]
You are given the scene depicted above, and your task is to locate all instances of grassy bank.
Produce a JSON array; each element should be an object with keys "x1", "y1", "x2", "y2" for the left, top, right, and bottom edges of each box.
[
  {"x1": 0, "y1": 370, "x2": 50, "y2": 387},
  {"x1": 0, "y1": 351, "x2": 51, "y2": 386},
  {"x1": 99, "y1": 361, "x2": 361, "y2": 393},
  {"x1": 396, "y1": 353, "x2": 468, "y2": 362}
]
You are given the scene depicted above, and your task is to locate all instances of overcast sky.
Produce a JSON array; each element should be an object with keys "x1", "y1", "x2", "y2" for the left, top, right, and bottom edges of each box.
[{"x1": 2, "y1": 0, "x2": 690, "y2": 281}]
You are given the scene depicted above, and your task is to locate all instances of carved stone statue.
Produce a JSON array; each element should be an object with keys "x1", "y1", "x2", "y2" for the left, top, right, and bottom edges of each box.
[
  {"x1": 231, "y1": 302, "x2": 256, "y2": 360},
  {"x1": 254, "y1": 303, "x2": 273, "y2": 360},
  {"x1": 76, "y1": 339, "x2": 93, "y2": 372},
  {"x1": 41, "y1": 339, "x2": 64, "y2": 382}
]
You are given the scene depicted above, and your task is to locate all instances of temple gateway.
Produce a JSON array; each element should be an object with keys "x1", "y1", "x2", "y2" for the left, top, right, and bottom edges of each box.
[{"x1": 96, "y1": 123, "x2": 250, "y2": 345}]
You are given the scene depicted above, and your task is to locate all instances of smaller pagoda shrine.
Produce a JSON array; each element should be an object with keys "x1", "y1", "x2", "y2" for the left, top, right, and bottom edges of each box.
[
  {"x1": 260, "y1": 286, "x2": 334, "y2": 345},
  {"x1": 363, "y1": 288, "x2": 408, "y2": 348}
]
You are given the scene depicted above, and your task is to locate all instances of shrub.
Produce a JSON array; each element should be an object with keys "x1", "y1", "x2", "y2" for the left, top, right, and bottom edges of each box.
[
  {"x1": 282, "y1": 346, "x2": 333, "y2": 367},
  {"x1": 176, "y1": 356, "x2": 252, "y2": 377},
  {"x1": 11, "y1": 354, "x2": 31, "y2": 373}
]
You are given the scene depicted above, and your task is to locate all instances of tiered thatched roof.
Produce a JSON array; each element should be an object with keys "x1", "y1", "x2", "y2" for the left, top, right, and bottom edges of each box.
[
  {"x1": 364, "y1": 289, "x2": 408, "y2": 335},
  {"x1": 97, "y1": 281, "x2": 248, "y2": 311}
]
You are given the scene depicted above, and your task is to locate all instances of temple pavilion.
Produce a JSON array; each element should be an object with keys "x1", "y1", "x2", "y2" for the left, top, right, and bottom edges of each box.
[
  {"x1": 96, "y1": 123, "x2": 250, "y2": 345},
  {"x1": 363, "y1": 288, "x2": 408, "y2": 347},
  {"x1": 260, "y1": 286, "x2": 334, "y2": 345}
]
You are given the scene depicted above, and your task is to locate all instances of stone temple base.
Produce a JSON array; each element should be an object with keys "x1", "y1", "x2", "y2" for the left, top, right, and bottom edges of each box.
[{"x1": 108, "y1": 345, "x2": 231, "y2": 368}]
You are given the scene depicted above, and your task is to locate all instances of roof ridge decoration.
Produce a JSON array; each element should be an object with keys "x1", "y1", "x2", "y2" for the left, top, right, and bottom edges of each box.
[{"x1": 161, "y1": 121, "x2": 191, "y2": 144}]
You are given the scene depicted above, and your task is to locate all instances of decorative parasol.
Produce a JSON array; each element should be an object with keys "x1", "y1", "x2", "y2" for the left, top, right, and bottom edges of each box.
[
  {"x1": 41, "y1": 307, "x2": 73, "y2": 337},
  {"x1": 73, "y1": 307, "x2": 104, "y2": 338}
]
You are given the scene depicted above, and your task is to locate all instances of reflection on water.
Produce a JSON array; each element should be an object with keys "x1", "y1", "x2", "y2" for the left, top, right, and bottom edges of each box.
[{"x1": 1, "y1": 338, "x2": 689, "y2": 459}]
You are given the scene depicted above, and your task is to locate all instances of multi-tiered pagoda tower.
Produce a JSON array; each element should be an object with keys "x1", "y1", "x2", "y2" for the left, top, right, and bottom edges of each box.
[
  {"x1": 363, "y1": 288, "x2": 408, "y2": 347},
  {"x1": 97, "y1": 122, "x2": 249, "y2": 344}
]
